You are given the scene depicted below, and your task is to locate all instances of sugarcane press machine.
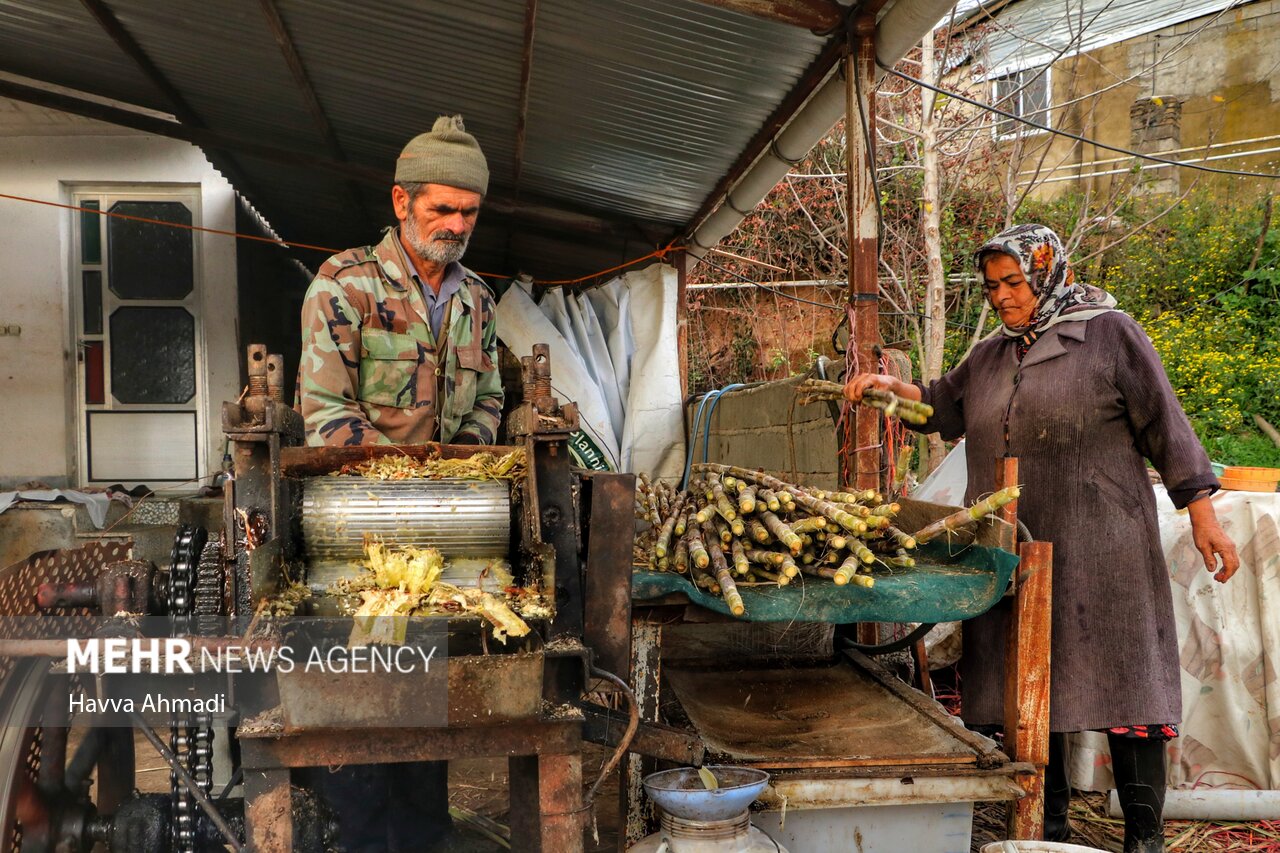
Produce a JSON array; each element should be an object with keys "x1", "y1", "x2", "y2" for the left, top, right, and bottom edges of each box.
[{"x1": 0, "y1": 343, "x2": 653, "y2": 853}]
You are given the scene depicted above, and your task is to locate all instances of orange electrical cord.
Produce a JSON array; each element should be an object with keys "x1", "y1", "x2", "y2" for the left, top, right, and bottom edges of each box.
[
  {"x1": 0, "y1": 191, "x2": 343, "y2": 254},
  {"x1": 0, "y1": 190, "x2": 683, "y2": 287}
]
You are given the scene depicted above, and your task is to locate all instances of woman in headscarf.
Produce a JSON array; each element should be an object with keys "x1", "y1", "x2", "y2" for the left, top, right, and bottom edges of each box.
[{"x1": 845, "y1": 224, "x2": 1240, "y2": 853}]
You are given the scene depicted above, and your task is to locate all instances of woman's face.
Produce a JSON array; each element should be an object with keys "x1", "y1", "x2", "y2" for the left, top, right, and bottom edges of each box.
[{"x1": 983, "y1": 253, "x2": 1037, "y2": 328}]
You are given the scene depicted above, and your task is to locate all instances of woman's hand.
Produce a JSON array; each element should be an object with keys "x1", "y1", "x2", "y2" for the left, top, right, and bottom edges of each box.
[
  {"x1": 1187, "y1": 497, "x2": 1240, "y2": 583},
  {"x1": 843, "y1": 373, "x2": 921, "y2": 404}
]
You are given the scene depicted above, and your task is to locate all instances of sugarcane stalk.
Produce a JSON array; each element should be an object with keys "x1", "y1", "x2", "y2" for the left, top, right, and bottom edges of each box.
[
  {"x1": 702, "y1": 522, "x2": 745, "y2": 616},
  {"x1": 850, "y1": 540, "x2": 876, "y2": 565},
  {"x1": 744, "y1": 549, "x2": 785, "y2": 568},
  {"x1": 912, "y1": 486, "x2": 1022, "y2": 544},
  {"x1": 750, "y1": 567, "x2": 790, "y2": 586},
  {"x1": 871, "y1": 502, "x2": 901, "y2": 517},
  {"x1": 757, "y1": 488, "x2": 782, "y2": 512},
  {"x1": 706, "y1": 474, "x2": 738, "y2": 521},
  {"x1": 778, "y1": 555, "x2": 800, "y2": 578},
  {"x1": 827, "y1": 534, "x2": 849, "y2": 551},
  {"x1": 789, "y1": 516, "x2": 829, "y2": 535},
  {"x1": 864, "y1": 514, "x2": 891, "y2": 530},
  {"x1": 675, "y1": 509, "x2": 690, "y2": 538},
  {"x1": 745, "y1": 518, "x2": 771, "y2": 544},
  {"x1": 653, "y1": 494, "x2": 685, "y2": 559},
  {"x1": 737, "y1": 484, "x2": 757, "y2": 515},
  {"x1": 673, "y1": 538, "x2": 689, "y2": 574},
  {"x1": 863, "y1": 388, "x2": 934, "y2": 425},
  {"x1": 833, "y1": 553, "x2": 859, "y2": 585},
  {"x1": 685, "y1": 527, "x2": 711, "y2": 570},
  {"x1": 800, "y1": 564, "x2": 839, "y2": 581},
  {"x1": 885, "y1": 526, "x2": 916, "y2": 550},
  {"x1": 760, "y1": 511, "x2": 804, "y2": 555},
  {"x1": 730, "y1": 538, "x2": 751, "y2": 576}
]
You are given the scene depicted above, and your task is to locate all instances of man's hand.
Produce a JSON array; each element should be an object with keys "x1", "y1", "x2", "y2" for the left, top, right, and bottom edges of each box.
[
  {"x1": 1187, "y1": 496, "x2": 1240, "y2": 583},
  {"x1": 451, "y1": 432, "x2": 483, "y2": 446},
  {"x1": 843, "y1": 373, "x2": 921, "y2": 404}
]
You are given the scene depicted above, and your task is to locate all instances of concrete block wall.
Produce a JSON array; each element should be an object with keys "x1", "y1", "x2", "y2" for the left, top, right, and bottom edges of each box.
[{"x1": 691, "y1": 375, "x2": 841, "y2": 489}]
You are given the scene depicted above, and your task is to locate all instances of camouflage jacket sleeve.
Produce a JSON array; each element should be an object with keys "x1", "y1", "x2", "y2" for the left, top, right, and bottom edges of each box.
[
  {"x1": 298, "y1": 273, "x2": 391, "y2": 447},
  {"x1": 452, "y1": 285, "x2": 504, "y2": 444}
]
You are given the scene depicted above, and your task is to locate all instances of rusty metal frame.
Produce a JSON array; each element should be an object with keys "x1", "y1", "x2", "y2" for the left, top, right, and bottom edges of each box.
[{"x1": 239, "y1": 722, "x2": 585, "y2": 853}]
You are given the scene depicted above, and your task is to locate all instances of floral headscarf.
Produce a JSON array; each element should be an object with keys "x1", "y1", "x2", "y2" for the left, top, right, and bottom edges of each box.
[{"x1": 975, "y1": 224, "x2": 1117, "y2": 344}]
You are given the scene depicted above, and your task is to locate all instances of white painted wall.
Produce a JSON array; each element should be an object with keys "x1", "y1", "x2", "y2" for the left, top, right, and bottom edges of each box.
[{"x1": 0, "y1": 98, "x2": 239, "y2": 489}]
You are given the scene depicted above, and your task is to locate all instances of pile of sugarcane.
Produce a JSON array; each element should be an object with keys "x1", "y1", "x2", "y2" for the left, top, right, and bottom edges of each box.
[
  {"x1": 795, "y1": 378, "x2": 934, "y2": 426},
  {"x1": 635, "y1": 465, "x2": 1021, "y2": 618}
]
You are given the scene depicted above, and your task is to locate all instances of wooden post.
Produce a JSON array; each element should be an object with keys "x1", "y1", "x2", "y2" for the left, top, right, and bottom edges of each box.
[
  {"x1": 510, "y1": 752, "x2": 585, "y2": 853},
  {"x1": 844, "y1": 13, "x2": 880, "y2": 492},
  {"x1": 1004, "y1": 539, "x2": 1053, "y2": 840},
  {"x1": 994, "y1": 456, "x2": 1020, "y2": 540},
  {"x1": 675, "y1": 250, "x2": 689, "y2": 401},
  {"x1": 243, "y1": 767, "x2": 293, "y2": 853}
]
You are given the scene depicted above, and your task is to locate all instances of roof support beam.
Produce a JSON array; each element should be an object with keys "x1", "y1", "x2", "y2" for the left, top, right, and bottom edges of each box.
[
  {"x1": 512, "y1": 0, "x2": 539, "y2": 195},
  {"x1": 0, "y1": 77, "x2": 660, "y2": 243},
  {"x1": 77, "y1": 0, "x2": 201, "y2": 125},
  {"x1": 76, "y1": 0, "x2": 262, "y2": 203},
  {"x1": 686, "y1": 0, "x2": 844, "y2": 31},
  {"x1": 257, "y1": 0, "x2": 375, "y2": 227}
]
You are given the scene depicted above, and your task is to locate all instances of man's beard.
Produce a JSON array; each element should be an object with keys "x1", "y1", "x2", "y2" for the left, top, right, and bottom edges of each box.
[{"x1": 404, "y1": 209, "x2": 470, "y2": 265}]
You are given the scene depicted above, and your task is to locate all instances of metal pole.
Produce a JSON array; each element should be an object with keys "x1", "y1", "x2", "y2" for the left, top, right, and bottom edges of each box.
[
  {"x1": 844, "y1": 13, "x2": 881, "y2": 491},
  {"x1": 130, "y1": 713, "x2": 244, "y2": 852}
]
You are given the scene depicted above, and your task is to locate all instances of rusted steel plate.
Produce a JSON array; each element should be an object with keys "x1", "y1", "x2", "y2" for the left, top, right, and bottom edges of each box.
[
  {"x1": 666, "y1": 664, "x2": 977, "y2": 769},
  {"x1": 276, "y1": 651, "x2": 544, "y2": 731},
  {"x1": 580, "y1": 471, "x2": 635, "y2": 678},
  {"x1": 238, "y1": 720, "x2": 581, "y2": 768}
]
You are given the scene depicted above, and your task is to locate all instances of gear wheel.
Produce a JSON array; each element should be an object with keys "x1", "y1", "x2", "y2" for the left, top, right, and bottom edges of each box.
[{"x1": 192, "y1": 540, "x2": 225, "y2": 637}]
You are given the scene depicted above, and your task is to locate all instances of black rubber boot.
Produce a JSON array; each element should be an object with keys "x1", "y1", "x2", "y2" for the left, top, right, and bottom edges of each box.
[
  {"x1": 1108, "y1": 733, "x2": 1167, "y2": 853},
  {"x1": 1044, "y1": 731, "x2": 1072, "y2": 842}
]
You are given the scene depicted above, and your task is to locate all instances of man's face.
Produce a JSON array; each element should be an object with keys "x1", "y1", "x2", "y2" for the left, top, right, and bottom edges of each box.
[{"x1": 393, "y1": 183, "x2": 482, "y2": 266}]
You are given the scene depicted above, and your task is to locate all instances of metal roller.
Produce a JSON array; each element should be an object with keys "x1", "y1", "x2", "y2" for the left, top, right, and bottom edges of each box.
[{"x1": 300, "y1": 478, "x2": 512, "y2": 585}]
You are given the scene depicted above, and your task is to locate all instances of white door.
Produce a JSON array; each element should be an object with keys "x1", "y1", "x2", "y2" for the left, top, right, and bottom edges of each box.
[{"x1": 72, "y1": 188, "x2": 206, "y2": 489}]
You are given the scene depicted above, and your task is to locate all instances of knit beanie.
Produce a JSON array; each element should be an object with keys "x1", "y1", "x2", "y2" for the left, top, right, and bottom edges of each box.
[{"x1": 395, "y1": 115, "x2": 489, "y2": 195}]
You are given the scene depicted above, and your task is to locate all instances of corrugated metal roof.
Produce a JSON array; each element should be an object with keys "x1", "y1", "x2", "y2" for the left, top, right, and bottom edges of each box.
[
  {"x1": 959, "y1": 0, "x2": 1242, "y2": 78},
  {"x1": 0, "y1": 0, "x2": 836, "y2": 278}
]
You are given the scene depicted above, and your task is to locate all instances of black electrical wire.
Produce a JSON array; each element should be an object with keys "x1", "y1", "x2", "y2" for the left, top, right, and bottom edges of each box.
[{"x1": 878, "y1": 60, "x2": 1280, "y2": 180}]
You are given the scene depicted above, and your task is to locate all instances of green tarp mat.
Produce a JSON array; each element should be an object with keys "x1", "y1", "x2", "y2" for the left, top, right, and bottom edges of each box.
[{"x1": 631, "y1": 541, "x2": 1019, "y2": 624}]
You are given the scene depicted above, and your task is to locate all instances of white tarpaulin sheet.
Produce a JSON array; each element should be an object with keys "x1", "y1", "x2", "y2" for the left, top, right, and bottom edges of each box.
[
  {"x1": 913, "y1": 443, "x2": 1280, "y2": 791},
  {"x1": 495, "y1": 263, "x2": 685, "y2": 479}
]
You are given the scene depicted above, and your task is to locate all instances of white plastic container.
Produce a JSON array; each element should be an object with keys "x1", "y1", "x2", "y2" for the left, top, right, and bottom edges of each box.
[{"x1": 980, "y1": 842, "x2": 1109, "y2": 853}]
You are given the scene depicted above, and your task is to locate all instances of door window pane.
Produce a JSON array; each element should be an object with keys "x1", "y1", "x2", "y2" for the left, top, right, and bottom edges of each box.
[
  {"x1": 107, "y1": 201, "x2": 194, "y2": 300},
  {"x1": 84, "y1": 341, "x2": 104, "y2": 405},
  {"x1": 82, "y1": 271, "x2": 103, "y2": 335},
  {"x1": 80, "y1": 200, "x2": 101, "y2": 264},
  {"x1": 109, "y1": 307, "x2": 196, "y2": 404}
]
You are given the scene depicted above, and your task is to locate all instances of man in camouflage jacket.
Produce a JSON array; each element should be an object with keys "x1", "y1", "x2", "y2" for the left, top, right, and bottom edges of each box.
[
  {"x1": 295, "y1": 116, "x2": 500, "y2": 852},
  {"x1": 298, "y1": 114, "x2": 502, "y2": 447}
]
